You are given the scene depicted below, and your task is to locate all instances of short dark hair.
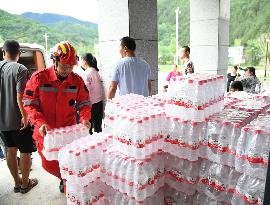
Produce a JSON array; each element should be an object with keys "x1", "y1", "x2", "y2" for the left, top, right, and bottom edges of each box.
[
  {"x1": 230, "y1": 81, "x2": 243, "y2": 91},
  {"x1": 247, "y1": 66, "x2": 256, "y2": 76},
  {"x1": 3, "y1": 40, "x2": 20, "y2": 56},
  {"x1": 182, "y1": 46, "x2": 190, "y2": 54},
  {"x1": 233, "y1": 65, "x2": 239, "y2": 70},
  {"x1": 120, "y1": 36, "x2": 136, "y2": 51}
]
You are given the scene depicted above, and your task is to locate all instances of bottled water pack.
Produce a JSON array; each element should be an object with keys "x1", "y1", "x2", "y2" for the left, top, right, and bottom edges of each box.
[
  {"x1": 197, "y1": 159, "x2": 241, "y2": 202},
  {"x1": 164, "y1": 117, "x2": 207, "y2": 161},
  {"x1": 43, "y1": 124, "x2": 89, "y2": 161},
  {"x1": 58, "y1": 133, "x2": 112, "y2": 187},
  {"x1": 104, "y1": 94, "x2": 166, "y2": 159},
  {"x1": 163, "y1": 184, "x2": 193, "y2": 205},
  {"x1": 104, "y1": 185, "x2": 164, "y2": 205},
  {"x1": 231, "y1": 174, "x2": 265, "y2": 205},
  {"x1": 165, "y1": 154, "x2": 200, "y2": 195},
  {"x1": 235, "y1": 115, "x2": 270, "y2": 180},
  {"x1": 206, "y1": 109, "x2": 254, "y2": 167},
  {"x1": 66, "y1": 179, "x2": 106, "y2": 205},
  {"x1": 100, "y1": 146, "x2": 165, "y2": 201},
  {"x1": 166, "y1": 74, "x2": 224, "y2": 122}
]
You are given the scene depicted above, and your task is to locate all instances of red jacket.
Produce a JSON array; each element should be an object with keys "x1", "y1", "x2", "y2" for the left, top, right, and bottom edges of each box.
[{"x1": 23, "y1": 66, "x2": 91, "y2": 131}]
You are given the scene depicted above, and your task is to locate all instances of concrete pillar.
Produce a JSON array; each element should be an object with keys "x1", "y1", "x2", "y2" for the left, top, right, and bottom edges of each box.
[
  {"x1": 97, "y1": 0, "x2": 158, "y2": 96},
  {"x1": 190, "y1": 0, "x2": 230, "y2": 76}
]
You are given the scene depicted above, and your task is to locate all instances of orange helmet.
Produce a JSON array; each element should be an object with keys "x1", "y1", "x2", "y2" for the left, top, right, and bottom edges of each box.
[{"x1": 50, "y1": 41, "x2": 78, "y2": 66}]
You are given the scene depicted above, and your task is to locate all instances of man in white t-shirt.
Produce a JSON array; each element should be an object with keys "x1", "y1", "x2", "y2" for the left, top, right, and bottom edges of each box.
[
  {"x1": 179, "y1": 46, "x2": 194, "y2": 75},
  {"x1": 108, "y1": 37, "x2": 152, "y2": 99}
]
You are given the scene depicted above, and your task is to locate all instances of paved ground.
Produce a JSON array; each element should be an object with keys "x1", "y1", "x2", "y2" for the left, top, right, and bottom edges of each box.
[{"x1": 0, "y1": 153, "x2": 66, "y2": 205}]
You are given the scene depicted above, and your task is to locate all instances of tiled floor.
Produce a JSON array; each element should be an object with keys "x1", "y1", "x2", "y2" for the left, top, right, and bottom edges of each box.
[{"x1": 0, "y1": 153, "x2": 66, "y2": 205}]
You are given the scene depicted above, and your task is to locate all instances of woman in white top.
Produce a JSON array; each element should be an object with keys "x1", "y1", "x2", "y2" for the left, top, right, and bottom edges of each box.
[{"x1": 81, "y1": 53, "x2": 104, "y2": 134}]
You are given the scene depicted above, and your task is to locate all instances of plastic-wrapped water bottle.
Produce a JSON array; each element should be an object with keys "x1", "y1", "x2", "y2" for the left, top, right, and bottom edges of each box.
[
  {"x1": 164, "y1": 184, "x2": 193, "y2": 205},
  {"x1": 43, "y1": 124, "x2": 89, "y2": 161},
  {"x1": 101, "y1": 146, "x2": 164, "y2": 202},
  {"x1": 66, "y1": 179, "x2": 106, "y2": 205},
  {"x1": 203, "y1": 161, "x2": 230, "y2": 202},
  {"x1": 235, "y1": 126, "x2": 269, "y2": 180},
  {"x1": 207, "y1": 119, "x2": 223, "y2": 164},
  {"x1": 58, "y1": 133, "x2": 112, "y2": 187},
  {"x1": 104, "y1": 184, "x2": 164, "y2": 205},
  {"x1": 192, "y1": 192, "x2": 226, "y2": 205},
  {"x1": 225, "y1": 168, "x2": 242, "y2": 204},
  {"x1": 231, "y1": 174, "x2": 265, "y2": 205},
  {"x1": 165, "y1": 154, "x2": 200, "y2": 195}
]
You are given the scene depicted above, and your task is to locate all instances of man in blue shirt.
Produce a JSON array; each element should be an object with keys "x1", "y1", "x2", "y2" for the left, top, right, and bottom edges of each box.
[{"x1": 108, "y1": 36, "x2": 152, "y2": 99}]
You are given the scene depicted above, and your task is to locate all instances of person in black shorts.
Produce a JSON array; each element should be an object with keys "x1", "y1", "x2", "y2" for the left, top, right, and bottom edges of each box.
[{"x1": 0, "y1": 40, "x2": 38, "y2": 193}]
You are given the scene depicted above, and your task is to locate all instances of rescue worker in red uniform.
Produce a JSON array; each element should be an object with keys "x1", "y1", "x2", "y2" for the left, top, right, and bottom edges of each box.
[{"x1": 23, "y1": 41, "x2": 91, "y2": 192}]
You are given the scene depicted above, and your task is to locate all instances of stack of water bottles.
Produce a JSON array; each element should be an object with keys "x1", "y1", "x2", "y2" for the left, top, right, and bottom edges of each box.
[
  {"x1": 43, "y1": 124, "x2": 89, "y2": 161},
  {"x1": 101, "y1": 146, "x2": 165, "y2": 202},
  {"x1": 104, "y1": 93, "x2": 166, "y2": 159},
  {"x1": 196, "y1": 159, "x2": 241, "y2": 204},
  {"x1": 52, "y1": 77, "x2": 270, "y2": 204},
  {"x1": 231, "y1": 114, "x2": 270, "y2": 205},
  {"x1": 164, "y1": 116, "x2": 207, "y2": 161},
  {"x1": 225, "y1": 91, "x2": 270, "y2": 114},
  {"x1": 104, "y1": 185, "x2": 164, "y2": 205},
  {"x1": 225, "y1": 91, "x2": 270, "y2": 103},
  {"x1": 66, "y1": 179, "x2": 107, "y2": 205},
  {"x1": 58, "y1": 133, "x2": 112, "y2": 205},
  {"x1": 101, "y1": 94, "x2": 168, "y2": 203},
  {"x1": 166, "y1": 74, "x2": 225, "y2": 122},
  {"x1": 206, "y1": 109, "x2": 256, "y2": 166}
]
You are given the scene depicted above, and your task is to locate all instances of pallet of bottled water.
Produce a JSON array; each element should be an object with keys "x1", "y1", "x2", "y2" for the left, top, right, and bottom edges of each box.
[
  {"x1": 43, "y1": 124, "x2": 89, "y2": 160},
  {"x1": 100, "y1": 146, "x2": 165, "y2": 202},
  {"x1": 206, "y1": 109, "x2": 255, "y2": 167},
  {"x1": 166, "y1": 74, "x2": 224, "y2": 122},
  {"x1": 58, "y1": 133, "x2": 112, "y2": 187},
  {"x1": 235, "y1": 114, "x2": 270, "y2": 180},
  {"x1": 164, "y1": 117, "x2": 207, "y2": 161}
]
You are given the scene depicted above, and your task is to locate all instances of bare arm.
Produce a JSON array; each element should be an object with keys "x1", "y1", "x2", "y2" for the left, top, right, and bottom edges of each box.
[
  {"x1": 148, "y1": 80, "x2": 152, "y2": 96},
  {"x1": 17, "y1": 92, "x2": 28, "y2": 129},
  {"x1": 108, "y1": 81, "x2": 118, "y2": 99}
]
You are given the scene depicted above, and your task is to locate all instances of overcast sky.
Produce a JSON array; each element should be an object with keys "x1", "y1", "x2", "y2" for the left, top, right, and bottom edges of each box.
[{"x1": 0, "y1": 0, "x2": 98, "y2": 23}]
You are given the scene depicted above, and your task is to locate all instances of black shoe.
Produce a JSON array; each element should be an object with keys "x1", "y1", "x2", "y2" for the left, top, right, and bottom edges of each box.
[{"x1": 59, "y1": 180, "x2": 64, "y2": 193}]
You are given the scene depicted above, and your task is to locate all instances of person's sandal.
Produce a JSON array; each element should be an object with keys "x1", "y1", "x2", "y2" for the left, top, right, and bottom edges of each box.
[
  {"x1": 13, "y1": 178, "x2": 22, "y2": 193},
  {"x1": 20, "y1": 178, "x2": 38, "y2": 194},
  {"x1": 13, "y1": 186, "x2": 21, "y2": 193}
]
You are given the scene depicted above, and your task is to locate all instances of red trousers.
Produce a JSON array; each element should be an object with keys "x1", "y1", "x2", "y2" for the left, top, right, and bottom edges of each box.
[{"x1": 34, "y1": 129, "x2": 62, "y2": 180}]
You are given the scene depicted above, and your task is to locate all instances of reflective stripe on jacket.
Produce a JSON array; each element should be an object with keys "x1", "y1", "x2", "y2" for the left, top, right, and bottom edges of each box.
[{"x1": 23, "y1": 66, "x2": 91, "y2": 129}]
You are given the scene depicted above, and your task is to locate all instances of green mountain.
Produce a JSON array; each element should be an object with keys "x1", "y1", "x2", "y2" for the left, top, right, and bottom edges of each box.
[
  {"x1": 0, "y1": 9, "x2": 98, "y2": 55},
  {"x1": 0, "y1": 0, "x2": 269, "y2": 65},
  {"x1": 158, "y1": 0, "x2": 270, "y2": 64},
  {"x1": 21, "y1": 12, "x2": 97, "y2": 28}
]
